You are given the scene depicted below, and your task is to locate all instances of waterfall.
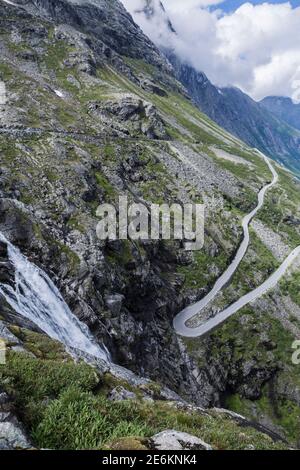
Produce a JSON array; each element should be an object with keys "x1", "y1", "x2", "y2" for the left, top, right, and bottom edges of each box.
[{"x1": 0, "y1": 232, "x2": 110, "y2": 362}]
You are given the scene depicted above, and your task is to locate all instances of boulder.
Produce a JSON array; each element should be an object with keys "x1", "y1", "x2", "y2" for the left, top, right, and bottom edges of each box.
[
  {"x1": 0, "y1": 419, "x2": 32, "y2": 450},
  {"x1": 150, "y1": 430, "x2": 212, "y2": 451},
  {"x1": 90, "y1": 95, "x2": 167, "y2": 139},
  {"x1": 108, "y1": 386, "x2": 136, "y2": 402},
  {"x1": 0, "y1": 389, "x2": 32, "y2": 450},
  {"x1": 140, "y1": 79, "x2": 168, "y2": 97},
  {"x1": 0, "y1": 321, "x2": 21, "y2": 344}
]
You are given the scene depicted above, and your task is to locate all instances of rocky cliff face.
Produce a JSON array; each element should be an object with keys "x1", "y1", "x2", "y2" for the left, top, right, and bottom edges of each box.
[
  {"x1": 0, "y1": 0, "x2": 300, "y2": 449},
  {"x1": 10, "y1": 0, "x2": 170, "y2": 71}
]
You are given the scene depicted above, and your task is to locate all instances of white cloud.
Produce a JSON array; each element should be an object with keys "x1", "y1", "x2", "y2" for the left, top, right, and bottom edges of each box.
[
  {"x1": 121, "y1": 1, "x2": 300, "y2": 101},
  {"x1": 162, "y1": 0, "x2": 223, "y2": 12}
]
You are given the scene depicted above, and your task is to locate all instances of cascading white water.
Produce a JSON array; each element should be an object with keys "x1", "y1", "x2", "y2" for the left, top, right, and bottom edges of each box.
[{"x1": 0, "y1": 231, "x2": 110, "y2": 361}]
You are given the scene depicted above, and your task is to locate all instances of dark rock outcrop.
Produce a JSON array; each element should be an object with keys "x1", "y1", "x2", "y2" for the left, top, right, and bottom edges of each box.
[{"x1": 11, "y1": 0, "x2": 171, "y2": 72}]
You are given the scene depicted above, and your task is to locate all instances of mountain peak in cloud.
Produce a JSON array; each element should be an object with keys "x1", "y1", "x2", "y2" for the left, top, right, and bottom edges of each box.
[
  {"x1": 121, "y1": 0, "x2": 300, "y2": 102},
  {"x1": 135, "y1": 0, "x2": 176, "y2": 32}
]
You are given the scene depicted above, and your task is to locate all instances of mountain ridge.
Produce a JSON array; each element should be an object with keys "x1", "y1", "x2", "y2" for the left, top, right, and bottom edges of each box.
[
  {"x1": 261, "y1": 95, "x2": 300, "y2": 132},
  {"x1": 166, "y1": 49, "x2": 300, "y2": 174}
]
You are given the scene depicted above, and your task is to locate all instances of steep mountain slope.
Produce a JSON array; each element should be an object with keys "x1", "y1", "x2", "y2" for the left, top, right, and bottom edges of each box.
[
  {"x1": 8, "y1": 0, "x2": 170, "y2": 71},
  {"x1": 167, "y1": 53, "x2": 300, "y2": 174},
  {"x1": 0, "y1": 0, "x2": 300, "y2": 449},
  {"x1": 261, "y1": 96, "x2": 300, "y2": 132}
]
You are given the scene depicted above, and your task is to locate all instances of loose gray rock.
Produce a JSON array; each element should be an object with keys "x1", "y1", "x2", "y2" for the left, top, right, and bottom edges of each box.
[
  {"x1": 108, "y1": 386, "x2": 136, "y2": 402},
  {"x1": 0, "y1": 388, "x2": 32, "y2": 450},
  {"x1": 150, "y1": 430, "x2": 212, "y2": 451},
  {"x1": 0, "y1": 420, "x2": 32, "y2": 450}
]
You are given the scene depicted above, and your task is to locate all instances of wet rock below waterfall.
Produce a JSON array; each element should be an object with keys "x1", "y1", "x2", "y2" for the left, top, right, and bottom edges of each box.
[{"x1": 0, "y1": 241, "x2": 15, "y2": 287}]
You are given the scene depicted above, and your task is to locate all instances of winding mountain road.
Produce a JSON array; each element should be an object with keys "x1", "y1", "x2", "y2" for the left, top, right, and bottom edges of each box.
[{"x1": 174, "y1": 150, "x2": 300, "y2": 338}]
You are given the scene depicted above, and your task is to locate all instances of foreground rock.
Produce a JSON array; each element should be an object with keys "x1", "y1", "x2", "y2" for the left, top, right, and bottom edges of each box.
[
  {"x1": 0, "y1": 390, "x2": 32, "y2": 450},
  {"x1": 108, "y1": 386, "x2": 136, "y2": 402},
  {"x1": 150, "y1": 430, "x2": 212, "y2": 451}
]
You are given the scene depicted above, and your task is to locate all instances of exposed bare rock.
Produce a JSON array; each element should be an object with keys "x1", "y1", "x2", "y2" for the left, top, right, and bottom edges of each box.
[
  {"x1": 90, "y1": 95, "x2": 168, "y2": 139},
  {"x1": 0, "y1": 389, "x2": 32, "y2": 450},
  {"x1": 252, "y1": 219, "x2": 290, "y2": 262},
  {"x1": 108, "y1": 386, "x2": 136, "y2": 402},
  {"x1": 150, "y1": 430, "x2": 212, "y2": 451}
]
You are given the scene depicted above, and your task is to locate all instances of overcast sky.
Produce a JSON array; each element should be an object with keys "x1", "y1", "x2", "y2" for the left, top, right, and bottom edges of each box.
[{"x1": 121, "y1": 1, "x2": 300, "y2": 102}]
